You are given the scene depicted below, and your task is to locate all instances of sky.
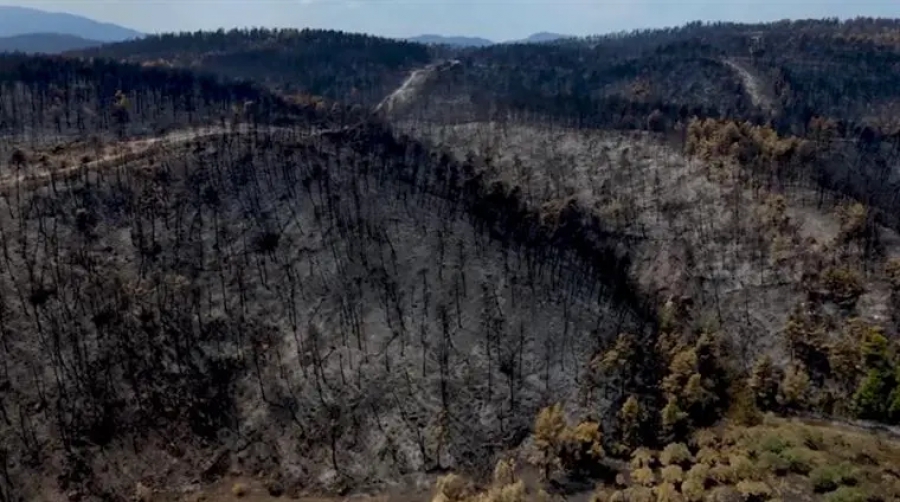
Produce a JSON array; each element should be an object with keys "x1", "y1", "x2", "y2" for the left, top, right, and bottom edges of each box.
[{"x1": 4, "y1": 0, "x2": 899, "y2": 41}]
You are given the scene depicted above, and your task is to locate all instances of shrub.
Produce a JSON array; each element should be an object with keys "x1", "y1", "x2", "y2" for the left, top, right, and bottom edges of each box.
[
  {"x1": 632, "y1": 466, "x2": 657, "y2": 487},
  {"x1": 655, "y1": 482, "x2": 684, "y2": 502},
  {"x1": 532, "y1": 404, "x2": 606, "y2": 478},
  {"x1": 661, "y1": 465, "x2": 684, "y2": 484},
  {"x1": 493, "y1": 458, "x2": 517, "y2": 487},
  {"x1": 728, "y1": 454, "x2": 760, "y2": 481},
  {"x1": 591, "y1": 489, "x2": 614, "y2": 502},
  {"x1": 435, "y1": 473, "x2": 472, "y2": 502},
  {"x1": 728, "y1": 382, "x2": 764, "y2": 427},
  {"x1": 533, "y1": 405, "x2": 605, "y2": 477},
  {"x1": 854, "y1": 369, "x2": 894, "y2": 422},
  {"x1": 735, "y1": 480, "x2": 772, "y2": 502},
  {"x1": 758, "y1": 434, "x2": 789, "y2": 455},
  {"x1": 780, "y1": 447, "x2": 817, "y2": 474},
  {"x1": 836, "y1": 203, "x2": 868, "y2": 244},
  {"x1": 824, "y1": 487, "x2": 869, "y2": 502},
  {"x1": 709, "y1": 464, "x2": 738, "y2": 485},
  {"x1": 681, "y1": 479, "x2": 705, "y2": 502},
  {"x1": 798, "y1": 426, "x2": 826, "y2": 451},
  {"x1": 778, "y1": 365, "x2": 811, "y2": 411},
  {"x1": 705, "y1": 486, "x2": 742, "y2": 502},
  {"x1": 533, "y1": 404, "x2": 567, "y2": 477},
  {"x1": 619, "y1": 396, "x2": 644, "y2": 451},
  {"x1": 821, "y1": 266, "x2": 865, "y2": 308},
  {"x1": 631, "y1": 448, "x2": 656, "y2": 470},
  {"x1": 886, "y1": 259, "x2": 900, "y2": 290},
  {"x1": 661, "y1": 443, "x2": 693, "y2": 467},
  {"x1": 695, "y1": 447, "x2": 721, "y2": 466},
  {"x1": 757, "y1": 451, "x2": 789, "y2": 475},
  {"x1": 560, "y1": 421, "x2": 605, "y2": 470},
  {"x1": 477, "y1": 480, "x2": 526, "y2": 502},
  {"x1": 626, "y1": 487, "x2": 655, "y2": 502},
  {"x1": 691, "y1": 429, "x2": 719, "y2": 449},
  {"x1": 810, "y1": 463, "x2": 858, "y2": 493},
  {"x1": 686, "y1": 463, "x2": 711, "y2": 486},
  {"x1": 231, "y1": 483, "x2": 249, "y2": 498}
]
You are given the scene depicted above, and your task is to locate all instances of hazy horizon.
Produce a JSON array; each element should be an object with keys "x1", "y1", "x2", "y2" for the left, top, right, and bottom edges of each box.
[{"x1": 2, "y1": 0, "x2": 898, "y2": 41}]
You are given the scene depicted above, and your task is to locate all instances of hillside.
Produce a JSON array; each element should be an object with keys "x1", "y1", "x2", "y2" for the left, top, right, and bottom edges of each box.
[
  {"x1": 76, "y1": 20, "x2": 900, "y2": 133},
  {"x1": 0, "y1": 5, "x2": 142, "y2": 41},
  {"x1": 0, "y1": 33, "x2": 103, "y2": 53},
  {"x1": 73, "y1": 28, "x2": 432, "y2": 105},
  {"x1": 0, "y1": 53, "x2": 653, "y2": 502},
  {"x1": 4, "y1": 17, "x2": 900, "y2": 502}
]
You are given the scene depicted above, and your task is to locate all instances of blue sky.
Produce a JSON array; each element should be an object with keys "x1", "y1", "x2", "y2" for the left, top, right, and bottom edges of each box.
[{"x1": 5, "y1": 0, "x2": 899, "y2": 41}]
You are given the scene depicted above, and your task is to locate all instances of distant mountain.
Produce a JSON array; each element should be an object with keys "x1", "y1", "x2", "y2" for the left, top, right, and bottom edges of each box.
[
  {"x1": 0, "y1": 33, "x2": 104, "y2": 53},
  {"x1": 0, "y1": 5, "x2": 142, "y2": 42},
  {"x1": 408, "y1": 32, "x2": 574, "y2": 47},
  {"x1": 513, "y1": 32, "x2": 572, "y2": 44},
  {"x1": 408, "y1": 34, "x2": 494, "y2": 47}
]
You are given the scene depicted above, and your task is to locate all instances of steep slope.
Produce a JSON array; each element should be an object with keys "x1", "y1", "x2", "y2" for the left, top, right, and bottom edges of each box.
[
  {"x1": 0, "y1": 32, "x2": 103, "y2": 53},
  {"x1": 0, "y1": 56, "x2": 653, "y2": 501},
  {"x1": 0, "y1": 5, "x2": 142, "y2": 41},
  {"x1": 401, "y1": 120, "x2": 897, "y2": 361}
]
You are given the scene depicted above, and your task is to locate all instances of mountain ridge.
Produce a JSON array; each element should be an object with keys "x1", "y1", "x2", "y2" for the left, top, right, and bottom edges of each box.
[
  {"x1": 407, "y1": 31, "x2": 572, "y2": 47},
  {"x1": 0, "y1": 32, "x2": 104, "y2": 53},
  {"x1": 0, "y1": 5, "x2": 142, "y2": 42},
  {"x1": 408, "y1": 34, "x2": 494, "y2": 47}
]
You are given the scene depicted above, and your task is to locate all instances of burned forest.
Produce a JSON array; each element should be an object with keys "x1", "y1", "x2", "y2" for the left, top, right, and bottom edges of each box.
[{"x1": 2, "y1": 17, "x2": 900, "y2": 502}]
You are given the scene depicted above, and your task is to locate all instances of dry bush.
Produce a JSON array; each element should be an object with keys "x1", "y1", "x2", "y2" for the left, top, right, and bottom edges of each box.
[
  {"x1": 727, "y1": 453, "x2": 760, "y2": 481},
  {"x1": 624, "y1": 486, "x2": 655, "y2": 502},
  {"x1": 735, "y1": 480, "x2": 772, "y2": 502},
  {"x1": 690, "y1": 430, "x2": 719, "y2": 450},
  {"x1": 778, "y1": 365, "x2": 811, "y2": 410},
  {"x1": 836, "y1": 202, "x2": 868, "y2": 244},
  {"x1": 433, "y1": 464, "x2": 531, "y2": 502},
  {"x1": 660, "y1": 465, "x2": 684, "y2": 484},
  {"x1": 704, "y1": 486, "x2": 742, "y2": 502},
  {"x1": 779, "y1": 447, "x2": 819, "y2": 475},
  {"x1": 824, "y1": 486, "x2": 869, "y2": 502},
  {"x1": 471, "y1": 481, "x2": 527, "y2": 502},
  {"x1": 434, "y1": 474, "x2": 474, "y2": 502},
  {"x1": 532, "y1": 404, "x2": 604, "y2": 477},
  {"x1": 756, "y1": 451, "x2": 789, "y2": 476},
  {"x1": 685, "y1": 463, "x2": 711, "y2": 486},
  {"x1": 680, "y1": 479, "x2": 705, "y2": 502},
  {"x1": 493, "y1": 458, "x2": 518, "y2": 487},
  {"x1": 591, "y1": 488, "x2": 616, "y2": 502},
  {"x1": 630, "y1": 448, "x2": 656, "y2": 470},
  {"x1": 631, "y1": 467, "x2": 657, "y2": 487},
  {"x1": 820, "y1": 266, "x2": 865, "y2": 308},
  {"x1": 231, "y1": 482, "x2": 249, "y2": 498},
  {"x1": 809, "y1": 463, "x2": 858, "y2": 493},
  {"x1": 694, "y1": 448, "x2": 721, "y2": 466},
  {"x1": 660, "y1": 443, "x2": 693, "y2": 467},
  {"x1": 709, "y1": 463, "x2": 738, "y2": 486},
  {"x1": 886, "y1": 258, "x2": 900, "y2": 290},
  {"x1": 654, "y1": 482, "x2": 684, "y2": 502}
]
